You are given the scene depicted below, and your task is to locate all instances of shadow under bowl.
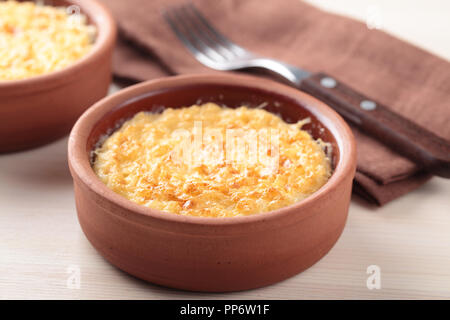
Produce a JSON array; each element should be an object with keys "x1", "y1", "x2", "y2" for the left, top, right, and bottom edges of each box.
[
  {"x1": 0, "y1": 0, "x2": 116, "y2": 153},
  {"x1": 68, "y1": 73, "x2": 357, "y2": 292}
]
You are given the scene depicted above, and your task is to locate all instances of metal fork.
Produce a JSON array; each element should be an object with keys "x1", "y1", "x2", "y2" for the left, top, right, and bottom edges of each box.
[
  {"x1": 162, "y1": 4, "x2": 310, "y2": 86},
  {"x1": 163, "y1": 4, "x2": 450, "y2": 178}
]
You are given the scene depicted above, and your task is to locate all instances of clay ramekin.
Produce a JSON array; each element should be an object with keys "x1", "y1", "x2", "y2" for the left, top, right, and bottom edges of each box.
[
  {"x1": 0, "y1": 0, "x2": 116, "y2": 153},
  {"x1": 68, "y1": 74, "x2": 356, "y2": 292}
]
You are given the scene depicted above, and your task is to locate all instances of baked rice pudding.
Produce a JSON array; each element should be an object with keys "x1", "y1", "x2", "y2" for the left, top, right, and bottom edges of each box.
[
  {"x1": 0, "y1": 0, "x2": 96, "y2": 80},
  {"x1": 93, "y1": 103, "x2": 332, "y2": 217}
]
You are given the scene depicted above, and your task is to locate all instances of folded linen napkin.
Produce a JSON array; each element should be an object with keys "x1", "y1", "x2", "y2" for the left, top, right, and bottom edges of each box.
[{"x1": 100, "y1": 0, "x2": 450, "y2": 205}]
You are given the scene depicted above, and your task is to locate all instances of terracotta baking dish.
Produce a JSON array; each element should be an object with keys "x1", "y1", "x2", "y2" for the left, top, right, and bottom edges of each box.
[
  {"x1": 68, "y1": 74, "x2": 356, "y2": 292},
  {"x1": 0, "y1": 0, "x2": 116, "y2": 153}
]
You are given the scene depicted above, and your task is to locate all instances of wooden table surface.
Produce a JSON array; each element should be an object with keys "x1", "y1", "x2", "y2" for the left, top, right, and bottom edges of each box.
[{"x1": 1, "y1": 0, "x2": 449, "y2": 300}]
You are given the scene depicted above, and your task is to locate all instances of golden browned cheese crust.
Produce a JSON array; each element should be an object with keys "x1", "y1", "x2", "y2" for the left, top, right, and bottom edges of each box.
[
  {"x1": 93, "y1": 103, "x2": 331, "y2": 217},
  {"x1": 0, "y1": 1, "x2": 95, "y2": 80}
]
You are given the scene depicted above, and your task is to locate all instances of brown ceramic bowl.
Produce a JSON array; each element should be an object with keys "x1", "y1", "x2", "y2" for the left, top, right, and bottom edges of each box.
[
  {"x1": 0, "y1": 0, "x2": 116, "y2": 153},
  {"x1": 68, "y1": 74, "x2": 356, "y2": 292}
]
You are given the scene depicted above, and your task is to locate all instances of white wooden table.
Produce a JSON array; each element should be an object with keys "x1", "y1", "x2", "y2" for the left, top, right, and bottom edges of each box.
[{"x1": 1, "y1": 0, "x2": 449, "y2": 299}]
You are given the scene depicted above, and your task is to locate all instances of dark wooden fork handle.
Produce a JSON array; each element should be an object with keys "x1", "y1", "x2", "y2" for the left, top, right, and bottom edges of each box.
[{"x1": 299, "y1": 72, "x2": 450, "y2": 178}]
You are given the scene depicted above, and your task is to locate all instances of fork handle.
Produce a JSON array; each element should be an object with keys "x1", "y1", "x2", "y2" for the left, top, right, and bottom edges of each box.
[{"x1": 299, "y1": 72, "x2": 450, "y2": 178}]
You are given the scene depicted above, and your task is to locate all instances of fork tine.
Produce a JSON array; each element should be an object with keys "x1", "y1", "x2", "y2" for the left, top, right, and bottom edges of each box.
[
  {"x1": 162, "y1": 9, "x2": 209, "y2": 62},
  {"x1": 174, "y1": 7, "x2": 228, "y2": 62},
  {"x1": 164, "y1": 4, "x2": 305, "y2": 85},
  {"x1": 186, "y1": 4, "x2": 248, "y2": 57},
  {"x1": 179, "y1": 5, "x2": 237, "y2": 60},
  {"x1": 163, "y1": 7, "x2": 226, "y2": 65}
]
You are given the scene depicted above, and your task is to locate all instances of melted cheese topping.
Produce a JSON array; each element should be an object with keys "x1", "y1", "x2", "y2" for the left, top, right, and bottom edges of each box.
[
  {"x1": 93, "y1": 103, "x2": 332, "y2": 217},
  {"x1": 0, "y1": 1, "x2": 95, "y2": 80}
]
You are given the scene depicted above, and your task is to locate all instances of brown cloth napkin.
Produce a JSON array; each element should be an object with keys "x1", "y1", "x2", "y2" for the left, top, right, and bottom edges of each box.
[{"x1": 100, "y1": 0, "x2": 450, "y2": 205}]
